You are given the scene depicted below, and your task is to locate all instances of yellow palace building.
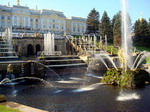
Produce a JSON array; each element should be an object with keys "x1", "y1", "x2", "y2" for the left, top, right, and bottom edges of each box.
[{"x1": 0, "y1": 1, "x2": 87, "y2": 36}]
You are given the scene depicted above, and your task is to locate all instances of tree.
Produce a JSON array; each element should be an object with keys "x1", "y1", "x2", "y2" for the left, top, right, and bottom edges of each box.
[
  {"x1": 149, "y1": 18, "x2": 150, "y2": 32},
  {"x1": 86, "y1": 8, "x2": 100, "y2": 34},
  {"x1": 99, "y1": 11, "x2": 113, "y2": 43},
  {"x1": 133, "y1": 18, "x2": 150, "y2": 47},
  {"x1": 112, "y1": 12, "x2": 121, "y2": 46}
]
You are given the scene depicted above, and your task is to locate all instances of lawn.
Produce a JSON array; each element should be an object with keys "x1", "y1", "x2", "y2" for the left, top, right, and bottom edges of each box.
[
  {"x1": 136, "y1": 46, "x2": 150, "y2": 52},
  {"x1": 0, "y1": 105, "x2": 21, "y2": 112}
]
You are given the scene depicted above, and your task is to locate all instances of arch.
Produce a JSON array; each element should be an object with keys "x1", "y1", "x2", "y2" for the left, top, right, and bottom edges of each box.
[
  {"x1": 55, "y1": 45, "x2": 57, "y2": 51},
  {"x1": 36, "y1": 44, "x2": 41, "y2": 54},
  {"x1": 27, "y1": 44, "x2": 34, "y2": 56}
]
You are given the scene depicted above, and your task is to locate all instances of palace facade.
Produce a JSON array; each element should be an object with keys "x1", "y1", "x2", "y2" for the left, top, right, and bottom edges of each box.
[{"x1": 0, "y1": 3, "x2": 86, "y2": 35}]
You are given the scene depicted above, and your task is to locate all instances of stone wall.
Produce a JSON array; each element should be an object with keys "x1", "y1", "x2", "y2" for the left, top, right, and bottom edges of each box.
[{"x1": 12, "y1": 37, "x2": 68, "y2": 56}]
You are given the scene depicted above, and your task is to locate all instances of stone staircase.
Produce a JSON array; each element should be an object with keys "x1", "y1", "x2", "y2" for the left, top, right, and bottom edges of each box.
[{"x1": 39, "y1": 55, "x2": 87, "y2": 68}]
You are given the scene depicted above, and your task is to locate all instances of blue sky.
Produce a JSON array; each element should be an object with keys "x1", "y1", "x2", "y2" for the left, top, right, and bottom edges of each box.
[{"x1": 0, "y1": 0, "x2": 149, "y2": 23}]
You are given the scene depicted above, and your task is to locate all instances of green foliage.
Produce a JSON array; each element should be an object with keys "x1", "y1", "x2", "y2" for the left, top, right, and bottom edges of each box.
[
  {"x1": 105, "y1": 45, "x2": 118, "y2": 55},
  {"x1": 99, "y1": 11, "x2": 113, "y2": 43},
  {"x1": 101, "y1": 68, "x2": 150, "y2": 88},
  {"x1": 96, "y1": 41, "x2": 118, "y2": 55},
  {"x1": 146, "y1": 57, "x2": 150, "y2": 64},
  {"x1": 149, "y1": 18, "x2": 150, "y2": 32},
  {"x1": 86, "y1": 8, "x2": 100, "y2": 34},
  {"x1": 133, "y1": 18, "x2": 150, "y2": 47},
  {"x1": 112, "y1": 12, "x2": 121, "y2": 46},
  {"x1": 0, "y1": 105, "x2": 21, "y2": 112},
  {"x1": 135, "y1": 46, "x2": 150, "y2": 52}
]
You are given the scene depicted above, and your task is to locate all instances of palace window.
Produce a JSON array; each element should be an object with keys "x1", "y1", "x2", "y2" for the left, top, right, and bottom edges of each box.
[
  {"x1": 49, "y1": 19, "x2": 52, "y2": 22},
  {"x1": 73, "y1": 26, "x2": 75, "y2": 32},
  {"x1": 78, "y1": 27, "x2": 80, "y2": 32},
  {"x1": 7, "y1": 16, "x2": 11, "y2": 20},
  {"x1": 36, "y1": 24, "x2": 38, "y2": 29},
  {"x1": 43, "y1": 25, "x2": 46, "y2": 28},
  {"x1": 20, "y1": 16, "x2": 22, "y2": 21},
  {"x1": 36, "y1": 19, "x2": 38, "y2": 22},
  {"x1": 53, "y1": 19, "x2": 55, "y2": 23},
  {"x1": 1, "y1": 16, "x2": 5, "y2": 20},
  {"x1": 56, "y1": 24, "x2": 58, "y2": 29},
  {"x1": 49, "y1": 25, "x2": 51, "y2": 29},
  {"x1": 53, "y1": 24, "x2": 55, "y2": 29},
  {"x1": 30, "y1": 18, "x2": 33, "y2": 22}
]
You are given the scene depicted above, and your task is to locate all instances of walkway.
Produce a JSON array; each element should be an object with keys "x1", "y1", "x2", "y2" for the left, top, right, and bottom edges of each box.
[{"x1": 0, "y1": 102, "x2": 48, "y2": 112}]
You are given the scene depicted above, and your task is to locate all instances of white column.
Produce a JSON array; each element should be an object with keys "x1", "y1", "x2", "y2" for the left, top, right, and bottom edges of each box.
[
  {"x1": 0, "y1": 15, "x2": 1, "y2": 28},
  {"x1": 58, "y1": 20, "x2": 60, "y2": 31},
  {"x1": 63, "y1": 20, "x2": 66, "y2": 32},
  {"x1": 28, "y1": 17, "x2": 30, "y2": 28},
  {"x1": 24, "y1": 17, "x2": 26, "y2": 27},
  {"x1": 71, "y1": 22, "x2": 73, "y2": 34},
  {"x1": 11, "y1": 16, "x2": 15, "y2": 26},
  {"x1": 40, "y1": 18, "x2": 43, "y2": 31}
]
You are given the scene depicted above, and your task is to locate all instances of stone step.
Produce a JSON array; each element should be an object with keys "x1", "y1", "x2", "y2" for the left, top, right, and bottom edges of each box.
[{"x1": 46, "y1": 63, "x2": 87, "y2": 68}]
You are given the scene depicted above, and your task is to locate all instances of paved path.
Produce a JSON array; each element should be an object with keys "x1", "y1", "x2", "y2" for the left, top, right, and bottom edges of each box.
[{"x1": 0, "y1": 102, "x2": 48, "y2": 112}]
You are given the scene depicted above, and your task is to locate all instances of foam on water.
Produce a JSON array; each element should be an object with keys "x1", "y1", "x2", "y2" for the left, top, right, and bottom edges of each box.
[
  {"x1": 69, "y1": 77, "x2": 85, "y2": 81},
  {"x1": 54, "y1": 90, "x2": 64, "y2": 94},
  {"x1": 72, "y1": 83, "x2": 104, "y2": 93},
  {"x1": 56, "y1": 80, "x2": 79, "y2": 84},
  {"x1": 116, "y1": 92, "x2": 140, "y2": 101},
  {"x1": 86, "y1": 73, "x2": 103, "y2": 79}
]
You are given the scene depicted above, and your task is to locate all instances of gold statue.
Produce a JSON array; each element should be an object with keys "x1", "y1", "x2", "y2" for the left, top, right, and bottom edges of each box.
[
  {"x1": 37, "y1": 51, "x2": 45, "y2": 60},
  {"x1": 139, "y1": 12, "x2": 143, "y2": 23},
  {"x1": 7, "y1": 64, "x2": 13, "y2": 73},
  {"x1": 64, "y1": 32, "x2": 66, "y2": 36},
  {"x1": 118, "y1": 47, "x2": 125, "y2": 68}
]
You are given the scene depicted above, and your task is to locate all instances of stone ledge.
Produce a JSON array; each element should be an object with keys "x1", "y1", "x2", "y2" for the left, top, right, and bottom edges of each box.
[{"x1": 0, "y1": 102, "x2": 48, "y2": 112}]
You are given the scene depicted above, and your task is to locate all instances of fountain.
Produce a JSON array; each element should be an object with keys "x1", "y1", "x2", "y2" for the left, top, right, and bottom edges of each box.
[
  {"x1": 1, "y1": 1, "x2": 150, "y2": 112},
  {"x1": 0, "y1": 77, "x2": 54, "y2": 87},
  {"x1": 100, "y1": 0, "x2": 150, "y2": 88},
  {"x1": 0, "y1": 27, "x2": 18, "y2": 61},
  {"x1": 44, "y1": 32, "x2": 55, "y2": 56}
]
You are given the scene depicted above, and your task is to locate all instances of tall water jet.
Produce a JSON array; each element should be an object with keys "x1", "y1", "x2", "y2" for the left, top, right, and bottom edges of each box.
[
  {"x1": 121, "y1": 0, "x2": 133, "y2": 71},
  {"x1": 101, "y1": 0, "x2": 150, "y2": 88},
  {"x1": 44, "y1": 32, "x2": 55, "y2": 55}
]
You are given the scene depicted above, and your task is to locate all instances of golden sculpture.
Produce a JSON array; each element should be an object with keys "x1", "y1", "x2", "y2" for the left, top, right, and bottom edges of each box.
[
  {"x1": 118, "y1": 48, "x2": 125, "y2": 68},
  {"x1": 32, "y1": 32, "x2": 41, "y2": 37},
  {"x1": 7, "y1": 64, "x2": 13, "y2": 73},
  {"x1": 37, "y1": 51, "x2": 45, "y2": 60},
  {"x1": 139, "y1": 12, "x2": 143, "y2": 23}
]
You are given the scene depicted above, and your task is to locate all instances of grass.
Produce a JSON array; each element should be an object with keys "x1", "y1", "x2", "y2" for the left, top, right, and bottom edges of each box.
[
  {"x1": 135, "y1": 46, "x2": 150, "y2": 52},
  {"x1": 146, "y1": 57, "x2": 150, "y2": 64},
  {"x1": 0, "y1": 105, "x2": 21, "y2": 112},
  {"x1": 96, "y1": 42, "x2": 118, "y2": 55}
]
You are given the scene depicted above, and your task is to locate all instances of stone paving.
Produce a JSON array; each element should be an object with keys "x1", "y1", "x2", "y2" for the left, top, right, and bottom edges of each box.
[{"x1": 0, "y1": 102, "x2": 48, "y2": 112}]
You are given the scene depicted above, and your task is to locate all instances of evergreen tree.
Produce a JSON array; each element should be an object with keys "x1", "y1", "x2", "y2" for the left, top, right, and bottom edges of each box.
[
  {"x1": 112, "y1": 12, "x2": 121, "y2": 46},
  {"x1": 133, "y1": 18, "x2": 150, "y2": 47},
  {"x1": 86, "y1": 8, "x2": 100, "y2": 34},
  {"x1": 99, "y1": 11, "x2": 113, "y2": 43},
  {"x1": 149, "y1": 18, "x2": 150, "y2": 32}
]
